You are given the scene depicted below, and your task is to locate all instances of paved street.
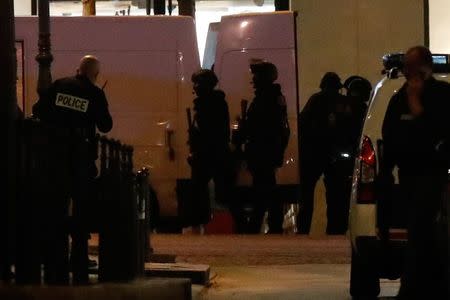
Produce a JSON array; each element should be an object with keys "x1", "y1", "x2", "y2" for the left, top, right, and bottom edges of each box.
[
  {"x1": 194, "y1": 265, "x2": 399, "y2": 299},
  {"x1": 150, "y1": 235, "x2": 400, "y2": 299},
  {"x1": 151, "y1": 235, "x2": 350, "y2": 266}
]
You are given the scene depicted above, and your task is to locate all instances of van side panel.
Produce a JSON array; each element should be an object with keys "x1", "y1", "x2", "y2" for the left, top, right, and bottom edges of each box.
[
  {"x1": 215, "y1": 12, "x2": 300, "y2": 185},
  {"x1": 15, "y1": 16, "x2": 200, "y2": 216}
]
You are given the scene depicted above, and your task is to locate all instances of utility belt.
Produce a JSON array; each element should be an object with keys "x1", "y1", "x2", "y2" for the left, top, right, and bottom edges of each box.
[
  {"x1": 50, "y1": 127, "x2": 94, "y2": 143},
  {"x1": 72, "y1": 127, "x2": 92, "y2": 139},
  {"x1": 24, "y1": 119, "x2": 93, "y2": 141},
  {"x1": 72, "y1": 129, "x2": 98, "y2": 152}
]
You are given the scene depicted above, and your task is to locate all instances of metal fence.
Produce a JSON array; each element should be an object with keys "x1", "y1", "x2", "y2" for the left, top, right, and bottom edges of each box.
[
  {"x1": 97, "y1": 136, "x2": 151, "y2": 281},
  {"x1": 9, "y1": 118, "x2": 151, "y2": 284}
]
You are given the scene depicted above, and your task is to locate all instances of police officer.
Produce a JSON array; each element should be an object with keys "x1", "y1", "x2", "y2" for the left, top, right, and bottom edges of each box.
[
  {"x1": 382, "y1": 46, "x2": 449, "y2": 299},
  {"x1": 298, "y1": 72, "x2": 361, "y2": 235},
  {"x1": 243, "y1": 61, "x2": 289, "y2": 234},
  {"x1": 345, "y1": 76, "x2": 372, "y2": 146},
  {"x1": 186, "y1": 69, "x2": 230, "y2": 234},
  {"x1": 345, "y1": 75, "x2": 372, "y2": 113},
  {"x1": 33, "y1": 55, "x2": 113, "y2": 284}
]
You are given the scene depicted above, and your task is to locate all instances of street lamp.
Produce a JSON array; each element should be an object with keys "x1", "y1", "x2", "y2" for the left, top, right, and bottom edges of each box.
[
  {"x1": 36, "y1": 0, "x2": 53, "y2": 96},
  {"x1": 0, "y1": 0, "x2": 17, "y2": 282}
]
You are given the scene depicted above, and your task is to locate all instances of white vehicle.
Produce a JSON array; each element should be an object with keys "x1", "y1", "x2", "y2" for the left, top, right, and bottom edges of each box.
[
  {"x1": 15, "y1": 16, "x2": 200, "y2": 219},
  {"x1": 349, "y1": 53, "x2": 450, "y2": 298},
  {"x1": 213, "y1": 11, "x2": 299, "y2": 189},
  {"x1": 15, "y1": 12, "x2": 299, "y2": 228}
]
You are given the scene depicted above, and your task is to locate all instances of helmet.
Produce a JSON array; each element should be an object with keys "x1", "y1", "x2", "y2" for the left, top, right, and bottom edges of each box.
[
  {"x1": 320, "y1": 72, "x2": 343, "y2": 90},
  {"x1": 191, "y1": 69, "x2": 219, "y2": 88},
  {"x1": 344, "y1": 76, "x2": 372, "y2": 102},
  {"x1": 250, "y1": 61, "x2": 278, "y2": 82}
]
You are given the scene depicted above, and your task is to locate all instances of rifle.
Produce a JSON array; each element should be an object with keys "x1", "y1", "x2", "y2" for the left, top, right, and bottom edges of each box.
[
  {"x1": 186, "y1": 108, "x2": 193, "y2": 133},
  {"x1": 232, "y1": 99, "x2": 248, "y2": 151},
  {"x1": 102, "y1": 80, "x2": 108, "y2": 91},
  {"x1": 241, "y1": 99, "x2": 248, "y2": 126},
  {"x1": 186, "y1": 108, "x2": 194, "y2": 164}
]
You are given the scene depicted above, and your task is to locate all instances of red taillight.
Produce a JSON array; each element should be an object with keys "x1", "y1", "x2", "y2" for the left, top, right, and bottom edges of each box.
[
  {"x1": 360, "y1": 136, "x2": 376, "y2": 167},
  {"x1": 358, "y1": 136, "x2": 376, "y2": 204}
]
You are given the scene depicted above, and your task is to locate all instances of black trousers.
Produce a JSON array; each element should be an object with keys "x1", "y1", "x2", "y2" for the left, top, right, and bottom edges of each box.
[
  {"x1": 189, "y1": 156, "x2": 230, "y2": 226},
  {"x1": 15, "y1": 133, "x2": 72, "y2": 285},
  {"x1": 249, "y1": 166, "x2": 283, "y2": 234},
  {"x1": 323, "y1": 162, "x2": 352, "y2": 234},
  {"x1": 397, "y1": 174, "x2": 448, "y2": 299},
  {"x1": 41, "y1": 196, "x2": 70, "y2": 285},
  {"x1": 42, "y1": 140, "x2": 92, "y2": 285},
  {"x1": 41, "y1": 142, "x2": 92, "y2": 285},
  {"x1": 68, "y1": 143, "x2": 94, "y2": 285},
  {"x1": 297, "y1": 157, "x2": 353, "y2": 235}
]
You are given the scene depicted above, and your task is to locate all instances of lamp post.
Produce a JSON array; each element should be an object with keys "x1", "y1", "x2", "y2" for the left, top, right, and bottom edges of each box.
[
  {"x1": 146, "y1": 0, "x2": 151, "y2": 15},
  {"x1": 0, "y1": 0, "x2": 16, "y2": 105},
  {"x1": 154, "y1": 0, "x2": 165, "y2": 15},
  {"x1": 0, "y1": 0, "x2": 17, "y2": 281},
  {"x1": 82, "y1": 0, "x2": 96, "y2": 16},
  {"x1": 36, "y1": 0, "x2": 53, "y2": 95},
  {"x1": 275, "y1": 0, "x2": 290, "y2": 11},
  {"x1": 31, "y1": 0, "x2": 37, "y2": 15},
  {"x1": 178, "y1": 0, "x2": 195, "y2": 18}
]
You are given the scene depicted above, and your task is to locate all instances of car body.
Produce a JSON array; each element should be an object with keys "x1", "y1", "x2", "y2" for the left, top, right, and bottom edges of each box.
[{"x1": 349, "y1": 53, "x2": 450, "y2": 297}]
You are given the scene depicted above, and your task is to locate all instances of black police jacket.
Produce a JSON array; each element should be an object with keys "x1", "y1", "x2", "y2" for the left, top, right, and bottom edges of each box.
[
  {"x1": 190, "y1": 90, "x2": 230, "y2": 158},
  {"x1": 382, "y1": 77, "x2": 450, "y2": 176},
  {"x1": 299, "y1": 91, "x2": 364, "y2": 159},
  {"x1": 244, "y1": 84, "x2": 289, "y2": 168},
  {"x1": 33, "y1": 75, "x2": 113, "y2": 160}
]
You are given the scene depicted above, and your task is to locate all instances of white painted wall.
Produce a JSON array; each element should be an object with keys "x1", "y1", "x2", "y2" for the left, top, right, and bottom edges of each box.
[
  {"x1": 429, "y1": 0, "x2": 450, "y2": 53},
  {"x1": 14, "y1": 0, "x2": 31, "y2": 16},
  {"x1": 292, "y1": 0, "x2": 425, "y2": 109}
]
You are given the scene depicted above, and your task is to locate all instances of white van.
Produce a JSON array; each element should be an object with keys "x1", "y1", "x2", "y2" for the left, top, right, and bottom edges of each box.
[
  {"x1": 16, "y1": 13, "x2": 299, "y2": 228},
  {"x1": 213, "y1": 11, "x2": 299, "y2": 189},
  {"x1": 349, "y1": 53, "x2": 450, "y2": 297},
  {"x1": 15, "y1": 16, "x2": 200, "y2": 218}
]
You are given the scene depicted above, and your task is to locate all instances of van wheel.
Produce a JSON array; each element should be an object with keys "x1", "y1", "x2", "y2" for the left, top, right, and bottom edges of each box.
[{"x1": 350, "y1": 249, "x2": 380, "y2": 299}]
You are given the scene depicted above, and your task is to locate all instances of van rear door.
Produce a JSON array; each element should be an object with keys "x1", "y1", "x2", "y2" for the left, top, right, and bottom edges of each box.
[{"x1": 215, "y1": 12, "x2": 299, "y2": 186}]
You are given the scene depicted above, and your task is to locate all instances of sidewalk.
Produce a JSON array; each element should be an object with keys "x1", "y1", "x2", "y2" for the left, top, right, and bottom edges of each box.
[{"x1": 193, "y1": 265, "x2": 399, "y2": 300}]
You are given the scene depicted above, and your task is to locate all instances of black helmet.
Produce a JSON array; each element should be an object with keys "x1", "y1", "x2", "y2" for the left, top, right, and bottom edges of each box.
[
  {"x1": 320, "y1": 72, "x2": 343, "y2": 90},
  {"x1": 344, "y1": 76, "x2": 372, "y2": 102},
  {"x1": 250, "y1": 61, "x2": 278, "y2": 82},
  {"x1": 191, "y1": 69, "x2": 219, "y2": 88}
]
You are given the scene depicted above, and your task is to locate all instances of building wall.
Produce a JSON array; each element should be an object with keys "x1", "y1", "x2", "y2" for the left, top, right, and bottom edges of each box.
[
  {"x1": 292, "y1": 0, "x2": 425, "y2": 109},
  {"x1": 429, "y1": 0, "x2": 450, "y2": 53}
]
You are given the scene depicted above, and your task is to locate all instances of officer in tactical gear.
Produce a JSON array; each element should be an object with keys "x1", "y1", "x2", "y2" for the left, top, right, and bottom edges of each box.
[
  {"x1": 345, "y1": 76, "x2": 372, "y2": 107},
  {"x1": 33, "y1": 55, "x2": 112, "y2": 284},
  {"x1": 186, "y1": 69, "x2": 230, "y2": 234},
  {"x1": 298, "y1": 72, "x2": 361, "y2": 235},
  {"x1": 382, "y1": 46, "x2": 449, "y2": 299},
  {"x1": 243, "y1": 61, "x2": 289, "y2": 234},
  {"x1": 345, "y1": 74, "x2": 373, "y2": 162}
]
